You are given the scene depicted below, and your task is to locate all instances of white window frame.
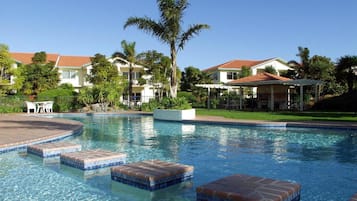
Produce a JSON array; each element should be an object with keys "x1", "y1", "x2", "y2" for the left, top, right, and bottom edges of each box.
[
  {"x1": 227, "y1": 72, "x2": 238, "y2": 80},
  {"x1": 62, "y1": 70, "x2": 77, "y2": 80}
]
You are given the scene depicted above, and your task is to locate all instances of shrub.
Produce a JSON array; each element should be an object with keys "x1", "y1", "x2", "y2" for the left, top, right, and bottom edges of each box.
[
  {"x1": 312, "y1": 91, "x2": 357, "y2": 112},
  {"x1": 141, "y1": 98, "x2": 160, "y2": 112},
  {"x1": 178, "y1": 91, "x2": 196, "y2": 103},
  {"x1": 178, "y1": 91, "x2": 206, "y2": 108},
  {"x1": 160, "y1": 97, "x2": 191, "y2": 110},
  {"x1": 0, "y1": 95, "x2": 25, "y2": 113},
  {"x1": 77, "y1": 87, "x2": 94, "y2": 107},
  {"x1": 141, "y1": 97, "x2": 191, "y2": 112},
  {"x1": 37, "y1": 85, "x2": 80, "y2": 112}
]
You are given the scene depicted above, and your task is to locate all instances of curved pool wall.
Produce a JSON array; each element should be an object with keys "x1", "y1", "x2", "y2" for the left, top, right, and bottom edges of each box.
[{"x1": 0, "y1": 113, "x2": 356, "y2": 201}]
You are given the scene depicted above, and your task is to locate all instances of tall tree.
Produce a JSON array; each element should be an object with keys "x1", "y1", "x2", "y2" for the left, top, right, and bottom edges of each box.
[
  {"x1": 112, "y1": 40, "x2": 139, "y2": 103},
  {"x1": 88, "y1": 53, "x2": 119, "y2": 85},
  {"x1": 137, "y1": 50, "x2": 171, "y2": 100},
  {"x1": 20, "y1": 52, "x2": 59, "y2": 96},
  {"x1": 309, "y1": 55, "x2": 339, "y2": 94},
  {"x1": 124, "y1": 0, "x2": 210, "y2": 98},
  {"x1": 181, "y1": 66, "x2": 212, "y2": 91},
  {"x1": 0, "y1": 44, "x2": 15, "y2": 95},
  {"x1": 336, "y1": 55, "x2": 357, "y2": 93},
  {"x1": 32, "y1": 51, "x2": 47, "y2": 64},
  {"x1": 0, "y1": 44, "x2": 13, "y2": 83},
  {"x1": 289, "y1": 47, "x2": 344, "y2": 95},
  {"x1": 88, "y1": 53, "x2": 123, "y2": 110},
  {"x1": 264, "y1": 65, "x2": 277, "y2": 75},
  {"x1": 239, "y1": 66, "x2": 252, "y2": 78},
  {"x1": 288, "y1": 46, "x2": 311, "y2": 79}
]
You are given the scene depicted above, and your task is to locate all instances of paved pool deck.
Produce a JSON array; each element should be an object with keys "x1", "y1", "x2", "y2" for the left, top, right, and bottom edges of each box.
[
  {"x1": 0, "y1": 114, "x2": 83, "y2": 153},
  {"x1": 0, "y1": 113, "x2": 356, "y2": 153}
]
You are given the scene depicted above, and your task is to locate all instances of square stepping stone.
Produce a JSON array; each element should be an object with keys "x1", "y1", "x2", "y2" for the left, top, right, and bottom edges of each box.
[
  {"x1": 111, "y1": 160, "x2": 194, "y2": 191},
  {"x1": 60, "y1": 149, "x2": 126, "y2": 170},
  {"x1": 27, "y1": 142, "x2": 81, "y2": 158},
  {"x1": 351, "y1": 193, "x2": 357, "y2": 201},
  {"x1": 196, "y1": 174, "x2": 301, "y2": 201},
  {"x1": 61, "y1": 164, "x2": 111, "y2": 180}
]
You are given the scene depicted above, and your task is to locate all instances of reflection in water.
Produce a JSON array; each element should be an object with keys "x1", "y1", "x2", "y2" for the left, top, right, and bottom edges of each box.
[{"x1": 1, "y1": 114, "x2": 354, "y2": 201}]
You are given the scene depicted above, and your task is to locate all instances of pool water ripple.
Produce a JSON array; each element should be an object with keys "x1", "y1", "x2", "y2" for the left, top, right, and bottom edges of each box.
[{"x1": 0, "y1": 114, "x2": 356, "y2": 201}]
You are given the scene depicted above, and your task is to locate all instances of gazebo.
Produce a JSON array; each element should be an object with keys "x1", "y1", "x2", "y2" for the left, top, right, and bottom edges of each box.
[{"x1": 197, "y1": 73, "x2": 323, "y2": 111}]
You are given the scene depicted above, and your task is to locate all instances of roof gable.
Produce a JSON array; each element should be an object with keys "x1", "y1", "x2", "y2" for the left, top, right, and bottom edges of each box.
[
  {"x1": 10, "y1": 52, "x2": 92, "y2": 67},
  {"x1": 203, "y1": 58, "x2": 273, "y2": 72},
  {"x1": 10, "y1": 52, "x2": 59, "y2": 65},
  {"x1": 57, "y1": 55, "x2": 91, "y2": 67},
  {"x1": 230, "y1": 72, "x2": 291, "y2": 84}
]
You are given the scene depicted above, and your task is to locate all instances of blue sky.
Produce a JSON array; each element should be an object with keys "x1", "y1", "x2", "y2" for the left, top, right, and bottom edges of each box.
[{"x1": 1, "y1": 0, "x2": 356, "y2": 69}]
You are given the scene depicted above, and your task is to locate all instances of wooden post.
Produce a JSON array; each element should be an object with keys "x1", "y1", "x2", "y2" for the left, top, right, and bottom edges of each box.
[
  {"x1": 270, "y1": 85, "x2": 274, "y2": 111},
  {"x1": 287, "y1": 87, "x2": 291, "y2": 110},
  {"x1": 207, "y1": 87, "x2": 211, "y2": 109},
  {"x1": 239, "y1": 87, "x2": 243, "y2": 110},
  {"x1": 299, "y1": 85, "x2": 304, "y2": 112},
  {"x1": 314, "y1": 84, "x2": 319, "y2": 103}
]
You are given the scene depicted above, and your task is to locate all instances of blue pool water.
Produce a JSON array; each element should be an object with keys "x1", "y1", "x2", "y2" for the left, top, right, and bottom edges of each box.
[{"x1": 0, "y1": 114, "x2": 356, "y2": 201}]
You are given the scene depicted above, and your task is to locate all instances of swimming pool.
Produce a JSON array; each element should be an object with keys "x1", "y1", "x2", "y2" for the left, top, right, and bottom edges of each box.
[{"x1": 0, "y1": 114, "x2": 356, "y2": 200}]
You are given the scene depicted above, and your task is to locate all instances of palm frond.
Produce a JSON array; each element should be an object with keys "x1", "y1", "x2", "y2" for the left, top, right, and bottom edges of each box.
[
  {"x1": 124, "y1": 17, "x2": 166, "y2": 42},
  {"x1": 178, "y1": 24, "x2": 210, "y2": 50}
]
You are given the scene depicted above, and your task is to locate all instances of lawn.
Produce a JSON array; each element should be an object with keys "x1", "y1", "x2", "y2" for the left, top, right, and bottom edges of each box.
[{"x1": 196, "y1": 109, "x2": 357, "y2": 122}]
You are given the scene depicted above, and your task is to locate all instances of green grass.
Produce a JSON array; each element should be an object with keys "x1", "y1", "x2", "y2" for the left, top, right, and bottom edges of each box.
[{"x1": 196, "y1": 109, "x2": 357, "y2": 122}]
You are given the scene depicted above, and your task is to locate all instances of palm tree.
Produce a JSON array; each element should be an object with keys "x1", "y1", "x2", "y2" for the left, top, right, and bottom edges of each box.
[
  {"x1": 112, "y1": 40, "x2": 138, "y2": 104},
  {"x1": 288, "y1": 46, "x2": 311, "y2": 79},
  {"x1": 124, "y1": 0, "x2": 210, "y2": 98},
  {"x1": 336, "y1": 55, "x2": 357, "y2": 93}
]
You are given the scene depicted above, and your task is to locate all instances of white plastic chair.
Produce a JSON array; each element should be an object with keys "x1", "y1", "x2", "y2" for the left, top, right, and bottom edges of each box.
[
  {"x1": 25, "y1": 101, "x2": 37, "y2": 113},
  {"x1": 44, "y1": 101, "x2": 54, "y2": 113}
]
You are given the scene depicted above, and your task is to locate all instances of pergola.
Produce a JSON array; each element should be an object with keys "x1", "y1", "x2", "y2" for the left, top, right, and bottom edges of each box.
[
  {"x1": 228, "y1": 79, "x2": 324, "y2": 111},
  {"x1": 195, "y1": 84, "x2": 241, "y2": 109},
  {"x1": 196, "y1": 79, "x2": 323, "y2": 111}
]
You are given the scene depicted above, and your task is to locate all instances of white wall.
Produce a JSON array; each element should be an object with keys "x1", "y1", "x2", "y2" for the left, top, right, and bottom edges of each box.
[
  {"x1": 141, "y1": 85, "x2": 154, "y2": 103},
  {"x1": 58, "y1": 69, "x2": 81, "y2": 87},
  {"x1": 251, "y1": 60, "x2": 292, "y2": 76}
]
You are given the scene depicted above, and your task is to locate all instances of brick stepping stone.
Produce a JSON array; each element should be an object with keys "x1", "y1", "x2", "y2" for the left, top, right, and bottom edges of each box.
[
  {"x1": 27, "y1": 142, "x2": 81, "y2": 158},
  {"x1": 60, "y1": 149, "x2": 126, "y2": 170},
  {"x1": 111, "y1": 160, "x2": 194, "y2": 191},
  {"x1": 196, "y1": 174, "x2": 301, "y2": 201},
  {"x1": 351, "y1": 193, "x2": 357, "y2": 201}
]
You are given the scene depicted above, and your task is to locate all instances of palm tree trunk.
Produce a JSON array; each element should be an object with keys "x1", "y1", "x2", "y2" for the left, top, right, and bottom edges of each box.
[
  {"x1": 129, "y1": 64, "x2": 133, "y2": 104},
  {"x1": 170, "y1": 44, "x2": 177, "y2": 98}
]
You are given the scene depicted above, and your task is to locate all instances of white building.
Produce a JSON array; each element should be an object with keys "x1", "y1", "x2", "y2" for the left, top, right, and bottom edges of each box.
[
  {"x1": 202, "y1": 57, "x2": 292, "y2": 83},
  {"x1": 10, "y1": 52, "x2": 156, "y2": 104}
]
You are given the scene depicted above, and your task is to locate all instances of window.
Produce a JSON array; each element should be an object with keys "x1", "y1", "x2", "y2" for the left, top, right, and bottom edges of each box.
[
  {"x1": 122, "y1": 72, "x2": 129, "y2": 79},
  {"x1": 227, "y1": 72, "x2": 238, "y2": 80},
  {"x1": 122, "y1": 72, "x2": 141, "y2": 80},
  {"x1": 132, "y1": 93, "x2": 141, "y2": 102},
  {"x1": 62, "y1": 70, "x2": 77, "y2": 79},
  {"x1": 132, "y1": 72, "x2": 141, "y2": 80},
  {"x1": 211, "y1": 72, "x2": 218, "y2": 81}
]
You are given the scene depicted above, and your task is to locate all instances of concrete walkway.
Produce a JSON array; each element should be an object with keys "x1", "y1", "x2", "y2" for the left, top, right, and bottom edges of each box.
[
  {"x1": 0, "y1": 114, "x2": 83, "y2": 152},
  {"x1": 1, "y1": 113, "x2": 356, "y2": 153}
]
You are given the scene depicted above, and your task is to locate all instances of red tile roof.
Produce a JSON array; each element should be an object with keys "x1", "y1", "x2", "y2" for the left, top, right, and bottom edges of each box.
[
  {"x1": 10, "y1": 52, "x2": 59, "y2": 65},
  {"x1": 10, "y1": 52, "x2": 91, "y2": 67},
  {"x1": 230, "y1": 72, "x2": 291, "y2": 84},
  {"x1": 203, "y1": 58, "x2": 273, "y2": 72},
  {"x1": 57, "y1": 55, "x2": 91, "y2": 67}
]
